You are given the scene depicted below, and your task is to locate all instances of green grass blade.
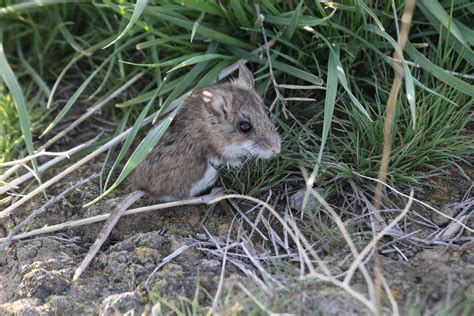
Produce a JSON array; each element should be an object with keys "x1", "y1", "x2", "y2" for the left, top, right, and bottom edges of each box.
[
  {"x1": 84, "y1": 106, "x2": 178, "y2": 207},
  {"x1": 286, "y1": 0, "x2": 303, "y2": 39},
  {"x1": 0, "y1": 30, "x2": 38, "y2": 173},
  {"x1": 142, "y1": 6, "x2": 254, "y2": 49},
  {"x1": 367, "y1": 25, "x2": 416, "y2": 128},
  {"x1": 197, "y1": 59, "x2": 233, "y2": 87},
  {"x1": 41, "y1": 56, "x2": 112, "y2": 137},
  {"x1": 413, "y1": 78, "x2": 459, "y2": 107},
  {"x1": 273, "y1": 60, "x2": 324, "y2": 85},
  {"x1": 120, "y1": 53, "x2": 200, "y2": 68},
  {"x1": 55, "y1": 11, "x2": 89, "y2": 55},
  {"x1": 324, "y1": 45, "x2": 372, "y2": 121},
  {"x1": 104, "y1": 91, "x2": 155, "y2": 191},
  {"x1": 264, "y1": 13, "x2": 326, "y2": 28},
  {"x1": 302, "y1": 45, "x2": 339, "y2": 212},
  {"x1": 46, "y1": 36, "x2": 115, "y2": 109},
  {"x1": 103, "y1": 0, "x2": 148, "y2": 49},
  {"x1": 175, "y1": 0, "x2": 223, "y2": 15},
  {"x1": 191, "y1": 12, "x2": 205, "y2": 42},
  {"x1": 416, "y1": 1, "x2": 474, "y2": 66},
  {"x1": 230, "y1": 0, "x2": 251, "y2": 28},
  {"x1": 359, "y1": 1, "x2": 385, "y2": 31},
  {"x1": 0, "y1": 0, "x2": 79, "y2": 15},
  {"x1": 167, "y1": 54, "x2": 231, "y2": 73},
  {"x1": 105, "y1": 1, "x2": 253, "y2": 49},
  {"x1": 405, "y1": 42, "x2": 474, "y2": 97},
  {"x1": 453, "y1": 19, "x2": 474, "y2": 46},
  {"x1": 419, "y1": 0, "x2": 468, "y2": 46},
  {"x1": 116, "y1": 79, "x2": 178, "y2": 108},
  {"x1": 100, "y1": 107, "x2": 131, "y2": 192},
  {"x1": 17, "y1": 43, "x2": 51, "y2": 98},
  {"x1": 229, "y1": 47, "x2": 323, "y2": 85},
  {"x1": 161, "y1": 41, "x2": 219, "y2": 110}
]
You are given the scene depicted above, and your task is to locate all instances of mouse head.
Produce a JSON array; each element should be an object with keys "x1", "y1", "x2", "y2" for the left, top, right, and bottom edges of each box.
[{"x1": 200, "y1": 63, "x2": 281, "y2": 162}]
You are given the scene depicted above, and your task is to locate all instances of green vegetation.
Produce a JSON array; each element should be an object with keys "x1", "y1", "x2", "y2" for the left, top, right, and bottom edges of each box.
[
  {"x1": 0, "y1": 0, "x2": 472, "y2": 313},
  {"x1": 1, "y1": 0, "x2": 472, "y2": 187}
]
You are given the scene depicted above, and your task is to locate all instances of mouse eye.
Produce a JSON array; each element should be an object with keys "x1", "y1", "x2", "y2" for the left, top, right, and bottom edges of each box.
[{"x1": 238, "y1": 120, "x2": 252, "y2": 134}]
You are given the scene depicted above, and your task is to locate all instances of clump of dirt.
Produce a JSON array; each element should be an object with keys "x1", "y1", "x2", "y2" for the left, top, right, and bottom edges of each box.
[{"x1": 0, "y1": 229, "x2": 234, "y2": 315}]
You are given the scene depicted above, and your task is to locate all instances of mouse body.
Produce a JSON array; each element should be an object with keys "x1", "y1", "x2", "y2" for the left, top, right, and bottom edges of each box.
[
  {"x1": 130, "y1": 64, "x2": 281, "y2": 201},
  {"x1": 74, "y1": 64, "x2": 282, "y2": 280}
]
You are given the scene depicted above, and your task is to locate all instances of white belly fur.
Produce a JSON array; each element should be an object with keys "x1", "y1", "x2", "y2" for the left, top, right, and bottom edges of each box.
[{"x1": 189, "y1": 163, "x2": 218, "y2": 197}]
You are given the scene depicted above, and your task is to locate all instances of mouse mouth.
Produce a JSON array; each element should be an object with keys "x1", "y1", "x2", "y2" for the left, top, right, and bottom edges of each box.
[
  {"x1": 243, "y1": 141, "x2": 277, "y2": 160},
  {"x1": 222, "y1": 140, "x2": 278, "y2": 162}
]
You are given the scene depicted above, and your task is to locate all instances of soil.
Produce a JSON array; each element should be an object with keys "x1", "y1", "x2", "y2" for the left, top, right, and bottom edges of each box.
[{"x1": 0, "y1": 123, "x2": 472, "y2": 315}]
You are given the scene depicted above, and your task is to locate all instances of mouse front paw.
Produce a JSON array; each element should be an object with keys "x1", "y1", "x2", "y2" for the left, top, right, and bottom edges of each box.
[{"x1": 226, "y1": 159, "x2": 243, "y2": 168}]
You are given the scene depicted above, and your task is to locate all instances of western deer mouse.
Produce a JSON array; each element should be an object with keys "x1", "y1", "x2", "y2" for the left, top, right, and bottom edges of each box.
[
  {"x1": 73, "y1": 63, "x2": 281, "y2": 280},
  {"x1": 130, "y1": 63, "x2": 281, "y2": 200}
]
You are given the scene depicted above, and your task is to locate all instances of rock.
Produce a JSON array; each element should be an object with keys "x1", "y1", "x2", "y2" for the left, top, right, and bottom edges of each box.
[
  {"x1": 432, "y1": 203, "x2": 460, "y2": 226},
  {"x1": 289, "y1": 188, "x2": 322, "y2": 211},
  {"x1": 439, "y1": 215, "x2": 468, "y2": 239},
  {"x1": 101, "y1": 292, "x2": 142, "y2": 316},
  {"x1": 20, "y1": 267, "x2": 70, "y2": 301}
]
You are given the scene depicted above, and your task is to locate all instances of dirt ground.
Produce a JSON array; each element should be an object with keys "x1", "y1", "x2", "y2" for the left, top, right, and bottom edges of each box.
[{"x1": 0, "y1": 124, "x2": 472, "y2": 315}]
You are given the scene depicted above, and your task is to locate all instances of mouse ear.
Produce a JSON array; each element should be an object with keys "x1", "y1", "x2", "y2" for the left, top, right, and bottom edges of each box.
[
  {"x1": 201, "y1": 89, "x2": 231, "y2": 120},
  {"x1": 235, "y1": 63, "x2": 254, "y2": 89}
]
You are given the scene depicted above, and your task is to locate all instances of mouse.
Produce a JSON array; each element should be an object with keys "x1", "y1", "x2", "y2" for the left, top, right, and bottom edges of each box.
[{"x1": 73, "y1": 63, "x2": 281, "y2": 280}]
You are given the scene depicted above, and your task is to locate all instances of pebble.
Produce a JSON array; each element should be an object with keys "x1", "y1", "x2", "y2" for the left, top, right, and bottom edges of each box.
[{"x1": 431, "y1": 203, "x2": 460, "y2": 226}]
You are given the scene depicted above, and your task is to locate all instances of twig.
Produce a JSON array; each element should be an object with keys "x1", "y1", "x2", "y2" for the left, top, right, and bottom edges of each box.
[
  {"x1": 0, "y1": 191, "x2": 223, "y2": 243},
  {"x1": 344, "y1": 190, "x2": 415, "y2": 286},
  {"x1": 212, "y1": 218, "x2": 235, "y2": 311},
  {"x1": 248, "y1": 191, "x2": 271, "y2": 240},
  {"x1": 144, "y1": 242, "x2": 197, "y2": 292},
  {"x1": 389, "y1": 57, "x2": 474, "y2": 80},
  {"x1": 307, "y1": 188, "x2": 376, "y2": 307},
  {"x1": 0, "y1": 72, "x2": 145, "y2": 184},
  {"x1": 0, "y1": 124, "x2": 146, "y2": 219},
  {"x1": 73, "y1": 190, "x2": 146, "y2": 280},
  {"x1": 254, "y1": 4, "x2": 287, "y2": 117},
  {"x1": 0, "y1": 173, "x2": 99, "y2": 252},
  {"x1": 353, "y1": 171, "x2": 473, "y2": 233},
  {"x1": 372, "y1": 0, "x2": 415, "y2": 228},
  {"x1": 3, "y1": 193, "x2": 329, "y2": 279},
  {"x1": 371, "y1": 1, "x2": 415, "y2": 314},
  {"x1": 278, "y1": 84, "x2": 325, "y2": 90},
  {"x1": 0, "y1": 134, "x2": 102, "y2": 195},
  {"x1": 284, "y1": 97, "x2": 317, "y2": 102},
  {"x1": 0, "y1": 150, "x2": 72, "y2": 167}
]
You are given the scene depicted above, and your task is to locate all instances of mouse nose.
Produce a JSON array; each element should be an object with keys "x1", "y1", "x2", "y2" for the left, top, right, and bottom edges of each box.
[{"x1": 267, "y1": 137, "x2": 281, "y2": 154}]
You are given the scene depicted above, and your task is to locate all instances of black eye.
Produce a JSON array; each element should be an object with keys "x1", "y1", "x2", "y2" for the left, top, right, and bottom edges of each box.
[{"x1": 238, "y1": 120, "x2": 252, "y2": 134}]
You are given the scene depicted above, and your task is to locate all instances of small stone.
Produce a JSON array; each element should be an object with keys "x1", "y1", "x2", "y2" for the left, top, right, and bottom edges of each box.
[
  {"x1": 195, "y1": 233, "x2": 207, "y2": 240},
  {"x1": 432, "y1": 203, "x2": 460, "y2": 226},
  {"x1": 101, "y1": 292, "x2": 140, "y2": 316},
  {"x1": 440, "y1": 215, "x2": 468, "y2": 239},
  {"x1": 289, "y1": 188, "x2": 322, "y2": 211}
]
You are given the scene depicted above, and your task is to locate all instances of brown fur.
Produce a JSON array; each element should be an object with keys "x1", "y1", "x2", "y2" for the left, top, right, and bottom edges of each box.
[{"x1": 130, "y1": 64, "x2": 280, "y2": 200}]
